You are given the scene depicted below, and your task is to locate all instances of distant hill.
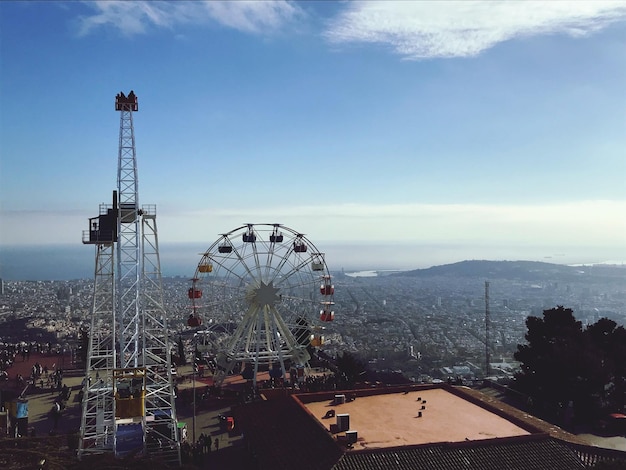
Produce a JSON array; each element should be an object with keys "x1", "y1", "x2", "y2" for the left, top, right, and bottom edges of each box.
[{"x1": 396, "y1": 260, "x2": 626, "y2": 282}]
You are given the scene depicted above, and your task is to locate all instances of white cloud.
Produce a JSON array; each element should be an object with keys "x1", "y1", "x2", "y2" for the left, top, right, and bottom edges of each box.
[
  {"x1": 324, "y1": 1, "x2": 626, "y2": 59},
  {"x1": 76, "y1": 0, "x2": 303, "y2": 37},
  {"x1": 201, "y1": 1, "x2": 302, "y2": 34}
]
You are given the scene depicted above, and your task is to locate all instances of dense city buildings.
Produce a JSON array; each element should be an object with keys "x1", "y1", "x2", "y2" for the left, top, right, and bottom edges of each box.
[{"x1": 1, "y1": 261, "x2": 624, "y2": 385}]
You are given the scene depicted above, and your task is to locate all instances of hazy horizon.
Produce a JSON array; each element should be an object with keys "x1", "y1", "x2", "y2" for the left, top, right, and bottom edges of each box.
[{"x1": 0, "y1": 242, "x2": 622, "y2": 281}]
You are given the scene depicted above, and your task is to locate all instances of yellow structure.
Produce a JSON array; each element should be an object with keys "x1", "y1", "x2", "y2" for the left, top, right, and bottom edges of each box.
[{"x1": 114, "y1": 368, "x2": 146, "y2": 419}]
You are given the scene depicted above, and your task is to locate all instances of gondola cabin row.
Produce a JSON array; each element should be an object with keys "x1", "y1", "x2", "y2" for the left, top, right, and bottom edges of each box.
[
  {"x1": 320, "y1": 302, "x2": 335, "y2": 322},
  {"x1": 198, "y1": 263, "x2": 212, "y2": 273},
  {"x1": 310, "y1": 334, "x2": 324, "y2": 347},
  {"x1": 311, "y1": 254, "x2": 325, "y2": 271},
  {"x1": 188, "y1": 288, "x2": 202, "y2": 299},
  {"x1": 294, "y1": 240, "x2": 307, "y2": 253},
  {"x1": 320, "y1": 276, "x2": 334, "y2": 295},
  {"x1": 320, "y1": 311, "x2": 334, "y2": 322},
  {"x1": 187, "y1": 314, "x2": 202, "y2": 327}
]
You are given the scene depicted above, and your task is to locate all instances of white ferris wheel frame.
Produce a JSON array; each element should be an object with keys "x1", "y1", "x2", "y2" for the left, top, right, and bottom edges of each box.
[{"x1": 190, "y1": 223, "x2": 334, "y2": 387}]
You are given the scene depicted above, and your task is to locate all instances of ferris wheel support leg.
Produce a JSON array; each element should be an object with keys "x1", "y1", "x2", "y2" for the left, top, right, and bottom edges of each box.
[{"x1": 269, "y1": 319, "x2": 289, "y2": 384}]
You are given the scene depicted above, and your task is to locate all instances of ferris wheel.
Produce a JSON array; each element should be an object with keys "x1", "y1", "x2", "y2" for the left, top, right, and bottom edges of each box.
[{"x1": 189, "y1": 223, "x2": 334, "y2": 387}]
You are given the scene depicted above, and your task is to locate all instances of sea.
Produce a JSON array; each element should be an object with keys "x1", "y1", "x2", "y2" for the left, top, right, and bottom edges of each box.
[
  {"x1": 0, "y1": 244, "x2": 198, "y2": 281},
  {"x1": 0, "y1": 243, "x2": 621, "y2": 281}
]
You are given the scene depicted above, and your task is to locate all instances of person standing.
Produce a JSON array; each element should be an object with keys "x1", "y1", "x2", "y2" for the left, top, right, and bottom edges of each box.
[
  {"x1": 203, "y1": 434, "x2": 211, "y2": 454},
  {"x1": 51, "y1": 401, "x2": 61, "y2": 431}
]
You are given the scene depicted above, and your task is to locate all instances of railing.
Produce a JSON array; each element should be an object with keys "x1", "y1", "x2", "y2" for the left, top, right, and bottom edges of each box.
[
  {"x1": 142, "y1": 204, "x2": 156, "y2": 216},
  {"x1": 566, "y1": 441, "x2": 626, "y2": 467}
]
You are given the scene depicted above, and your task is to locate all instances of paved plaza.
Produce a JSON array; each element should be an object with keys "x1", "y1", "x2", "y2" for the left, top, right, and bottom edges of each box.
[{"x1": 0, "y1": 354, "x2": 253, "y2": 468}]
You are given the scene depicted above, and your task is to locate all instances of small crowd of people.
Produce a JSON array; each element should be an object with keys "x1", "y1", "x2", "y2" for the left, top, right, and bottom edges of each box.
[
  {"x1": 180, "y1": 432, "x2": 222, "y2": 466},
  {"x1": 0, "y1": 340, "x2": 67, "y2": 389},
  {"x1": 49, "y1": 381, "x2": 72, "y2": 434}
]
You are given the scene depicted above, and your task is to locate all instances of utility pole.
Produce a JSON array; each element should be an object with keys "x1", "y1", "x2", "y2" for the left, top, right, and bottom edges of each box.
[{"x1": 485, "y1": 280, "x2": 491, "y2": 377}]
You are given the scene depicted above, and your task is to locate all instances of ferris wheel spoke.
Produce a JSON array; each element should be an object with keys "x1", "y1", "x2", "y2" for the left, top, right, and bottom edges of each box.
[
  {"x1": 276, "y1": 274, "x2": 318, "y2": 295},
  {"x1": 265, "y1": 247, "x2": 295, "y2": 284},
  {"x1": 263, "y1": 224, "x2": 285, "y2": 280},
  {"x1": 236, "y1": 225, "x2": 263, "y2": 282},
  {"x1": 263, "y1": 239, "x2": 280, "y2": 281},
  {"x1": 272, "y1": 255, "x2": 314, "y2": 289},
  {"x1": 201, "y1": 257, "x2": 245, "y2": 285},
  {"x1": 229, "y1": 241, "x2": 260, "y2": 281},
  {"x1": 227, "y1": 304, "x2": 258, "y2": 357},
  {"x1": 269, "y1": 310, "x2": 290, "y2": 377}
]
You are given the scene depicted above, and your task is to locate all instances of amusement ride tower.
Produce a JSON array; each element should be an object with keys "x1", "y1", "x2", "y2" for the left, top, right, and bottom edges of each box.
[{"x1": 79, "y1": 92, "x2": 180, "y2": 464}]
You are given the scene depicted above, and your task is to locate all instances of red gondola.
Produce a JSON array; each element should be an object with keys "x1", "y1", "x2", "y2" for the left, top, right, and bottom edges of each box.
[
  {"x1": 320, "y1": 301, "x2": 334, "y2": 322},
  {"x1": 320, "y1": 276, "x2": 334, "y2": 295},
  {"x1": 188, "y1": 288, "x2": 202, "y2": 299},
  {"x1": 320, "y1": 310, "x2": 334, "y2": 322},
  {"x1": 187, "y1": 314, "x2": 202, "y2": 327},
  {"x1": 320, "y1": 285, "x2": 334, "y2": 295}
]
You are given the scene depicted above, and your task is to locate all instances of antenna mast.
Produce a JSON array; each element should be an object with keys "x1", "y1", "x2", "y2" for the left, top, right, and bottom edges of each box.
[{"x1": 485, "y1": 280, "x2": 491, "y2": 377}]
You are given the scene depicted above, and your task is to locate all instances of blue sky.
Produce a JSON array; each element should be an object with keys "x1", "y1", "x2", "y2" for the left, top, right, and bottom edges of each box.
[{"x1": 1, "y1": 1, "x2": 625, "y2": 271}]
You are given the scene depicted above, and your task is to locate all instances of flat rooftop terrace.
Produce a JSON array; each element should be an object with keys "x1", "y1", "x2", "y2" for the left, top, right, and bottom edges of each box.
[{"x1": 303, "y1": 387, "x2": 531, "y2": 450}]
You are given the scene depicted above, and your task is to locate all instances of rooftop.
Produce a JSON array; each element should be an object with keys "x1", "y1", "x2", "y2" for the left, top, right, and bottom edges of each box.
[
  {"x1": 302, "y1": 387, "x2": 530, "y2": 449},
  {"x1": 232, "y1": 384, "x2": 626, "y2": 470}
]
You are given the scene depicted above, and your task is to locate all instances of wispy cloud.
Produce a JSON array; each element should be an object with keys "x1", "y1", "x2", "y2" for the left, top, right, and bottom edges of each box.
[
  {"x1": 156, "y1": 200, "x2": 626, "y2": 246},
  {"x1": 76, "y1": 0, "x2": 303, "y2": 37},
  {"x1": 324, "y1": 1, "x2": 626, "y2": 59},
  {"x1": 201, "y1": 1, "x2": 303, "y2": 34}
]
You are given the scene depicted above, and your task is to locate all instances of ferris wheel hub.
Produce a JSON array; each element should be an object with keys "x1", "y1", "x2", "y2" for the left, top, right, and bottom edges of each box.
[{"x1": 246, "y1": 281, "x2": 281, "y2": 308}]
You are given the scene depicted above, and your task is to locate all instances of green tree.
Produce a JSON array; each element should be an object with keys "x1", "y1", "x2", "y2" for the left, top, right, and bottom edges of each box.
[
  {"x1": 514, "y1": 306, "x2": 583, "y2": 419},
  {"x1": 336, "y1": 351, "x2": 367, "y2": 386},
  {"x1": 582, "y1": 318, "x2": 626, "y2": 416},
  {"x1": 515, "y1": 307, "x2": 626, "y2": 425}
]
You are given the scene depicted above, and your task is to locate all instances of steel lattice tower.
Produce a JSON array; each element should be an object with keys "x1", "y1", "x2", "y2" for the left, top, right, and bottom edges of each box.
[
  {"x1": 485, "y1": 280, "x2": 491, "y2": 377},
  {"x1": 79, "y1": 92, "x2": 180, "y2": 465}
]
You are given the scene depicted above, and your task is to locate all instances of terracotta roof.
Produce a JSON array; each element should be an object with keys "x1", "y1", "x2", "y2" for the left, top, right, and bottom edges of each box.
[
  {"x1": 302, "y1": 387, "x2": 531, "y2": 448},
  {"x1": 332, "y1": 434, "x2": 586, "y2": 470}
]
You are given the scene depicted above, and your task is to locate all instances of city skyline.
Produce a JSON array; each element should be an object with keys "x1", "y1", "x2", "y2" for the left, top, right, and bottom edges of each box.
[{"x1": 1, "y1": 1, "x2": 625, "y2": 272}]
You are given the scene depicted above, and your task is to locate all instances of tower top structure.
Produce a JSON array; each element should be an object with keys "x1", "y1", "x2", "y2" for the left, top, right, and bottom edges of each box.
[{"x1": 115, "y1": 90, "x2": 138, "y2": 112}]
